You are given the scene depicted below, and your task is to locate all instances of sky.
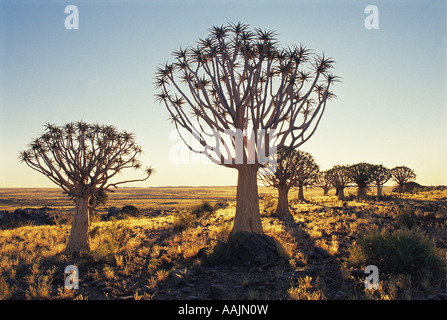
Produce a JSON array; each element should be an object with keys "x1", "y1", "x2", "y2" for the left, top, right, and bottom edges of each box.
[{"x1": 0, "y1": 0, "x2": 446, "y2": 188}]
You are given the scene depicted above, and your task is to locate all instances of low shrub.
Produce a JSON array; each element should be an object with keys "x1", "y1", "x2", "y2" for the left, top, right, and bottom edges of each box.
[
  {"x1": 348, "y1": 227, "x2": 445, "y2": 278},
  {"x1": 396, "y1": 207, "x2": 416, "y2": 229},
  {"x1": 173, "y1": 211, "x2": 196, "y2": 231},
  {"x1": 191, "y1": 202, "x2": 215, "y2": 217},
  {"x1": 90, "y1": 224, "x2": 131, "y2": 263},
  {"x1": 121, "y1": 205, "x2": 140, "y2": 217}
]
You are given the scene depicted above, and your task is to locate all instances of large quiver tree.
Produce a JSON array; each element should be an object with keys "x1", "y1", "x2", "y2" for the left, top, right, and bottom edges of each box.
[
  {"x1": 20, "y1": 121, "x2": 153, "y2": 254},
  {"x1": 391, "y1": 166, "x2": 416, "y2": 193},
  {"x1": 155, "y1": 22, "x2": 338, "y2": 237}
]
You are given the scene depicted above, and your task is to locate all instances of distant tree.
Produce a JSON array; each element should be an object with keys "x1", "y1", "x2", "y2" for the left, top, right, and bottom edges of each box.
[
  {"x1": 294, "y1": 152, "x2": 319, "y2": 202},
  {"x1": 20, "y1": 121, "x2": 154, "y2": 254},
  {"x1": 258, "y1": 148, "x2": 318, "y2": 219},
  {"x1": 349, "y1": 162, "x2": 374, "y2": 197},
  {"x1": 391, "y1": 166, "x2": 416, "y2": 193},
  {"x1": 88, "y1": 189, "x2": 108, "y2": 223},
  {"x1": 371, "y1": 164, "x2": 391, "y2": 198},
  {"x1": 327, "y1": 165, "x2": 352, "y2": 200},
  {"x1": 155, "y1": 22, "x2": 339, "y2": 238},
  {"x1": 314, "y1": 170, "x2": 332, "y2": 196}
]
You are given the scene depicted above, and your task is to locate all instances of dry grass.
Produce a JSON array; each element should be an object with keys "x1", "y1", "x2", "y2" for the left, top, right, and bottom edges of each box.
[{"x1": 0, "y1": 186, "x2": 445, "y2": 300}]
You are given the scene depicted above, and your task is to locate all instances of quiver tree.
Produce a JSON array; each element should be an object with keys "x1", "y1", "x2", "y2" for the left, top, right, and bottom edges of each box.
[
  {"x1": 391, "y1": 166, "x2": 416, "y2": 193},
  {"x1": 155, "y1": 22, "x2": 338, "y2": 237},
  {"x1": 314, "y1": 170, "x2": 332, "y2": 196},
  {"x1": 258, "y1": 148, "x2": 318, "y2": 219},
  {"x1": 88, "y1": 189, "x2": 108, "y2": 224},
  {"x1": 293, "y1": 151, "x2": 319, "y2": 202},
  {"x1": 20, "y1": 121, "x2": 154, "y2": 254},
  {"x1": 371, "y1": 164, "x2": 391, "y2": 198},
  {"x1": 327, "y1": 165, "x2": 352, "y2": 200},
  {"x1": 349, "y1": 162, "x2": 374, "y2": 197}
]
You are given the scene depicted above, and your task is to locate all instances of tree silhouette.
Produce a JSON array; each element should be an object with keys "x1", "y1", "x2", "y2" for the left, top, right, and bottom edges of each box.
[
  {"x1": 391, "y1": 166, "x2": 416, "y2": 193},
  {"x1": 314, "y1": 170, "x2": 332, "y2": 196},
  {"x1": 371, "y1": 164, "x2": 391, "y2": 198},
  {"x1": 20, "y1": 121, "x2": 153, "y2": 254},
  {"x1": 258, "y1": 148, "x2": 318, "y2": 219},
  {"x1": 294, "y1": 152, "x2": 319, "y2": 202},
  {"x1": 89, "y1": 189, "x2": 108, "y2": 223},
  {"x1": 155, "y1": 22, "x2": 338, "y2": 236},
  {"x1": 349, "y1": 162, "x2": 374, "y2": 197},
  {"x1": 327, "y1": 165, "x2": 352, "y2": 200}
]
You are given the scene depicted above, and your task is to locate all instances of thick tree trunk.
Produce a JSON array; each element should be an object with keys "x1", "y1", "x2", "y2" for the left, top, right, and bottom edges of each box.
[
  {"x1": 376, "y1": 184, "x2": 383, "y2": 198},
  {"x1": 337, "y1": 188, "x2": 345, "y2": 201},
  {"x1": 232, "y1": 165, "x2": 263, "y2": 235},
  {"x1": 66, "y1": 196, "x2": 90, "y2": 254},
  {"x1": 297, "y1": 183, "x2": 305, "y2": 201},
  {"x1": 276, "y1": 185, "x2": 292, "y2": 220},
  {"x1": 398, "y1": 183, "x2": 405, "y2": 193},
  {"x1": 357, "y1": 185, "x2": 368, "y2": 197}
]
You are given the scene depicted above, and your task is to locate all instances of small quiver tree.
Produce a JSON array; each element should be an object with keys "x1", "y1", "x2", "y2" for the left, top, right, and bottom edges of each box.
[
  {"x1": 390, "y1": 166, "x2": 416, "y2": 193},
  {"x1": 327, "y1": 165, "x2": 352, "y2": 201},
  {"x1": 293, "y1": 151, "x2": 319, "y2": 202},
  {"x1": 370, "y1": 164, "x2": 391, "y2": 198},
  {"x1": 155, "y1": 22, "x2": 338, "y2": 238},
  {"x1": 314, "y1": 170, "x2": 332, "y2": 196},
  {"x1": 258, "y1": 148, "x2": 318, "y2": 219},
  {"x1": 349, "y1": 162, "x2": 374, "y2": 198},
  {"x1": 89, "y1": 189, "x2": 108, "y2": 224},
  {"x1": 20, "y1": 121, "x2": 154, "y2": 254}
]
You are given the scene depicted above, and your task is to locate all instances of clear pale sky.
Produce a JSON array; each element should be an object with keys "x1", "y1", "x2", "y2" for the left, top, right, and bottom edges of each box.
[{"x1": 0, "y1": 0, "x2": 446, "y2": 188}]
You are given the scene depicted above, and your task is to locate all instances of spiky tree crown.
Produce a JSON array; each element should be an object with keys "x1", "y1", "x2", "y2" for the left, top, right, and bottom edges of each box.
[
  {"x1": 155, "y1": 22, "x2": 339, "y2": 167},
  {"x1": 258, "y1": 147, "x2": 319, "y2": 188},
  {"x1": 349, "y1": 162, "x2": 375, "y2": 187},
  {"x1": 327, "y1": 165, "x2": 352, "y2": 190},
  {"x1": 20, "y1": 121, "x2": 154, "y2": 197},
  {"x1": 314, "y1": 170, "x2": 332, "y2": 190},
  {"x1": 391, "y1": 166, "x2": 416, "y2": 185},
  {"x1": 371, "y1": 164, "x2": 391, "y2": 185}
]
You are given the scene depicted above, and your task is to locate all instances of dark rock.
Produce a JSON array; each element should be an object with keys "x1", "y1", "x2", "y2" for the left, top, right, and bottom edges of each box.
[
  {"x1": 180, "y1": 286, "x2": 192, "y2": 294},
  {"x1": 295, "y1": 260, "x2": 307, "y2": 268},
  {"x1": 209, "y1": 284, "x2": 230, "y2": 299},
  {"x1": 0, "y1": 207, "x2": 55, "y2": 229},
  {"x1": 314, "y1": 246, "x2": 331, "y2": 258},
  {"x1": 308, "y1": 251, "x2": 323, "y2": 260},
  {"x1": 108, "y1": 206, "x2": 120, "y2": 216},
  {"x1": 423, "y1": 213, "x2": 436, "y2": 221},
  {"x1": 335, "y1": 291, "x2": 346, "y2": 300},
  {"x1": 204, "y1": 232, "x2": 282, "y2": 266},
  {"x1": 302, "y1": 265, "x2": 318, "y2": 276},
  {"x1": 102, "y1": 287, "x2": 113, "y2": 293},
  {"x1": 350, "y1": 269, "x2": 364, "y2": 278},
  {"x1": 170, "y1": 272, "x2": 186, "y2": 288}
]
